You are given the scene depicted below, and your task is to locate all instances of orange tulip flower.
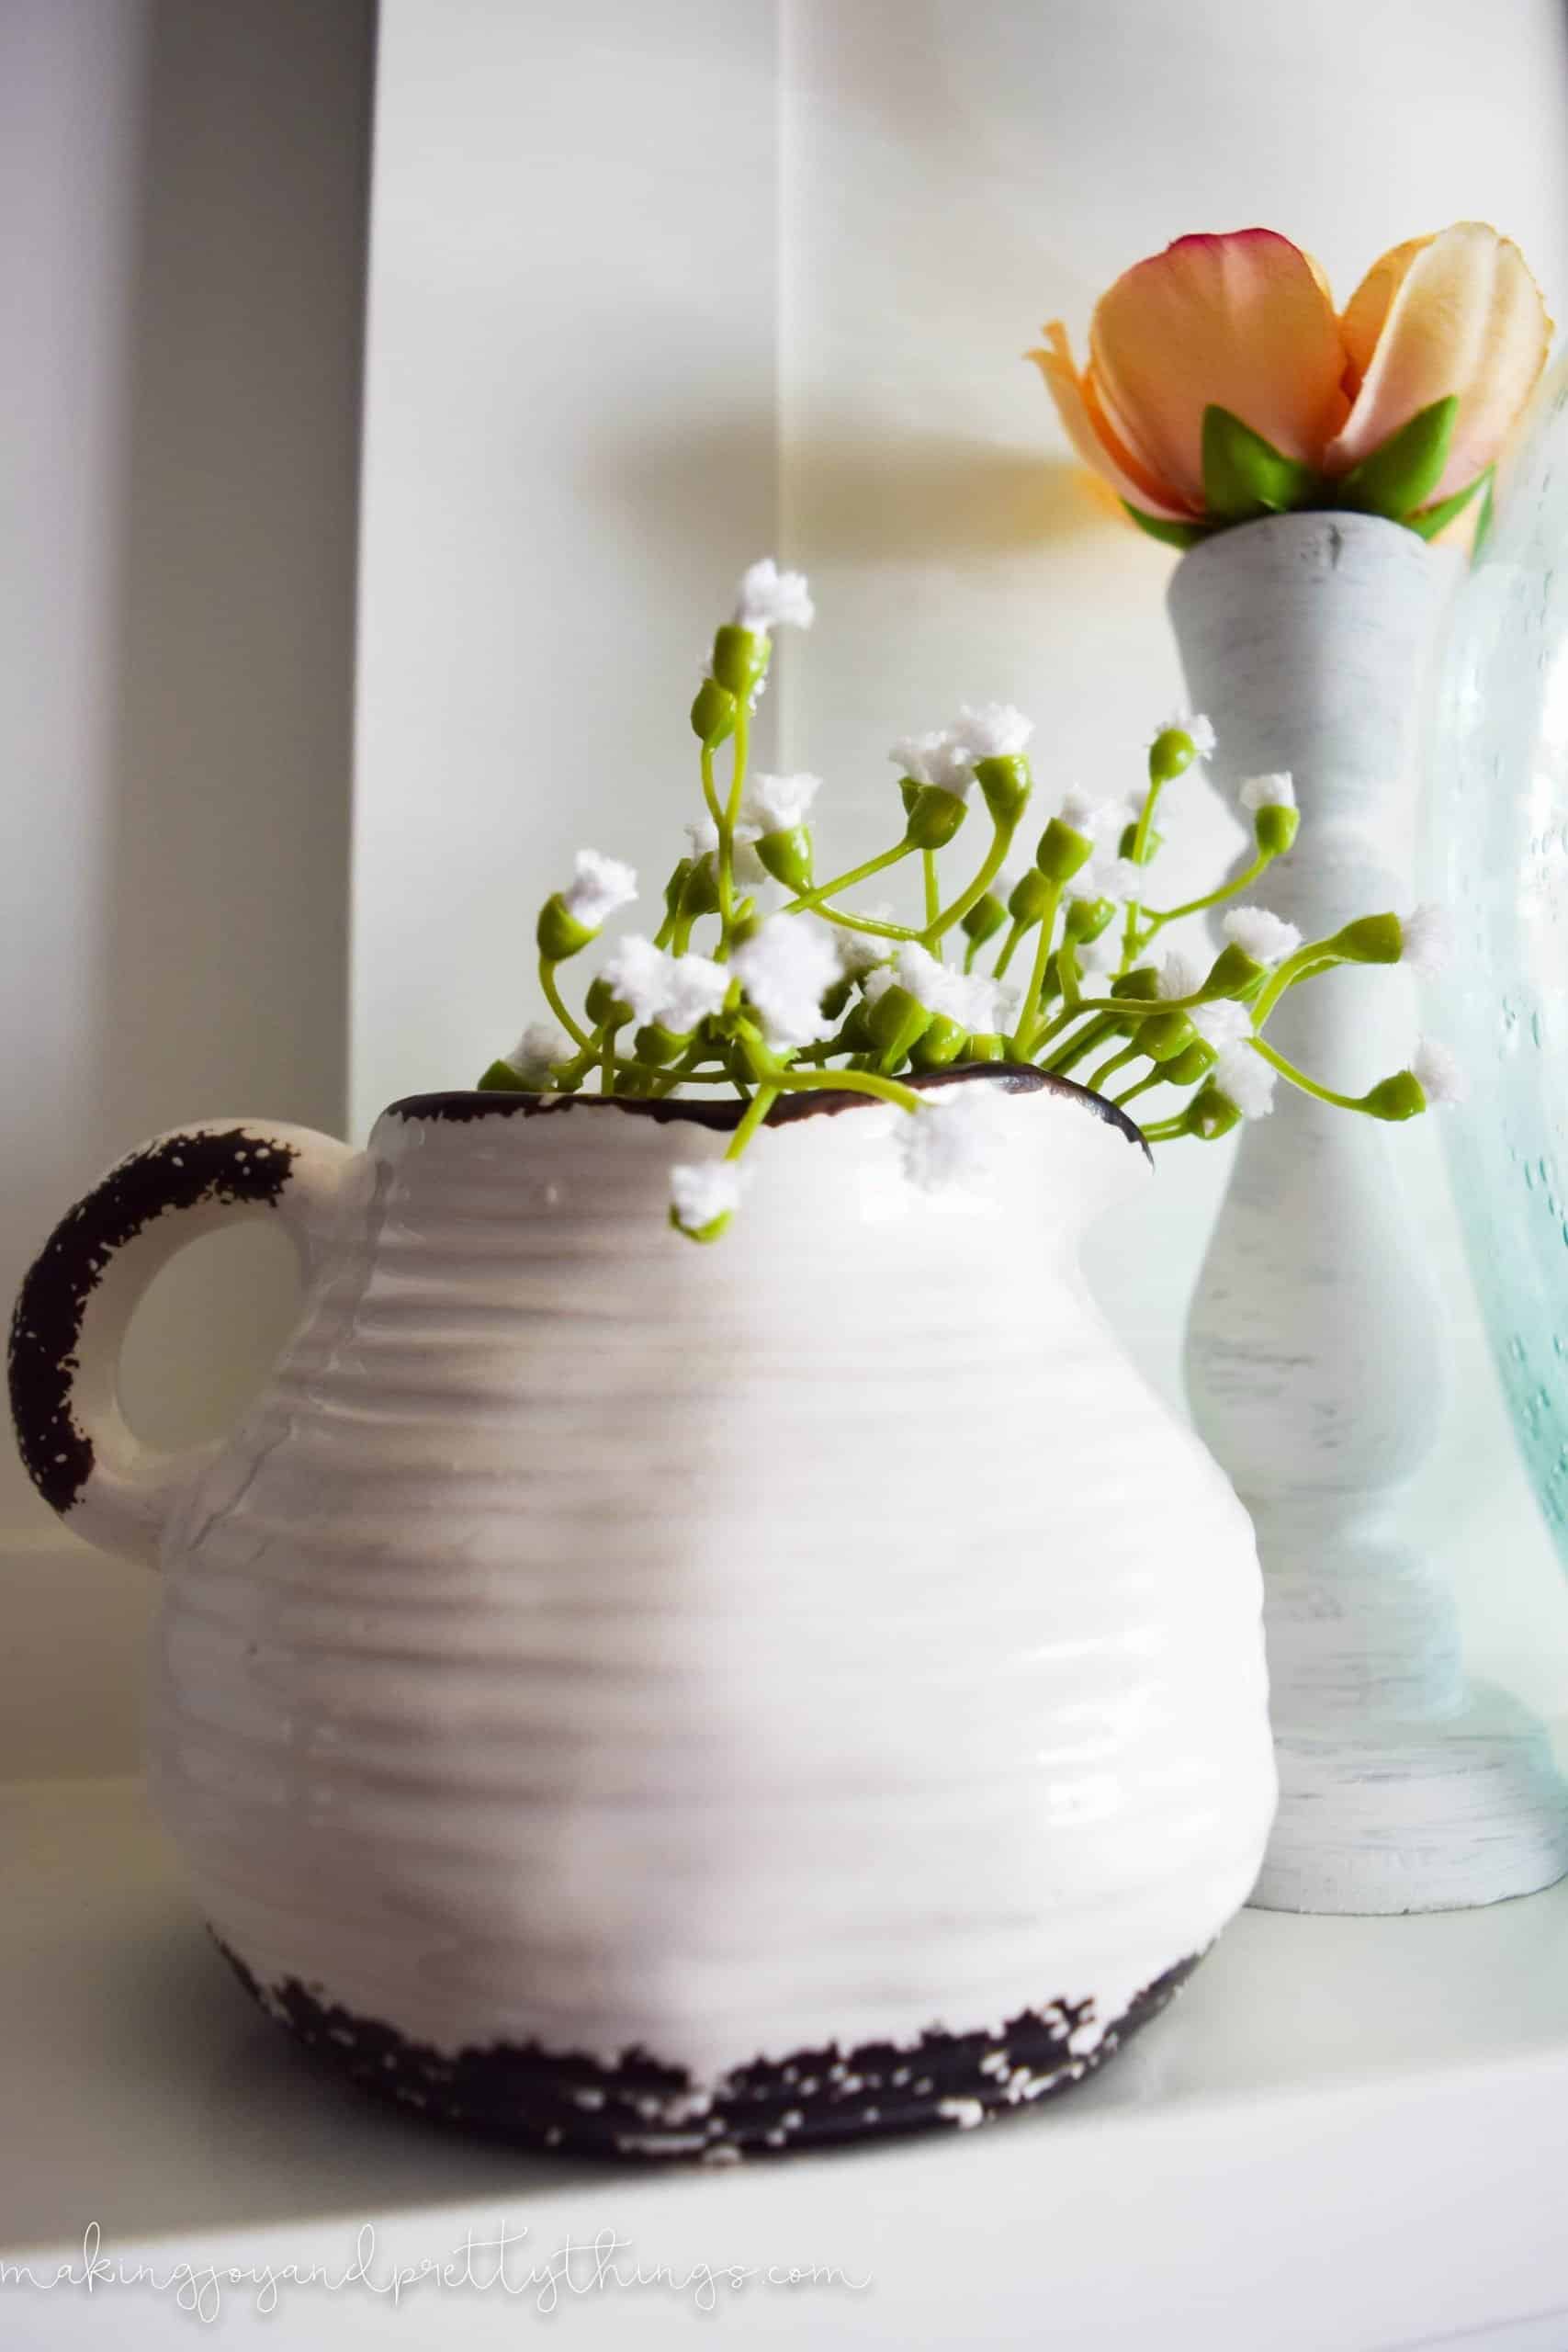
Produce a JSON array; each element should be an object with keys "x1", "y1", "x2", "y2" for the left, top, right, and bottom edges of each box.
[{"x1": 1032, "y1": 223, "x2": 1551, "y2": 545}]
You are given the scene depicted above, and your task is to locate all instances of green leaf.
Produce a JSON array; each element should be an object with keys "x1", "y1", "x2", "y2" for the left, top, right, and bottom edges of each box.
[
  {"x1": 1201, "y1": 405, "x2": 1320, "y2": 524},
  {"x1": 1337, "y1": 395, "x2": 1458, "y2": 521},
  {"x1": 1120, "y1": 500, "x2": 1208, "y2": 550},
  {"x1": 1407, "y1": 467, "x2": 1490, "y2": 544},
  {"x1": 1472, "y1": 472, "x2": 1496, "y2": 561}
]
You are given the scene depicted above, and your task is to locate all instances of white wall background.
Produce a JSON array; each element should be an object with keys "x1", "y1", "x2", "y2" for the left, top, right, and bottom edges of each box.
[{"x1": 7, "y1": 0, "x2": 1568, "y2": 1773}]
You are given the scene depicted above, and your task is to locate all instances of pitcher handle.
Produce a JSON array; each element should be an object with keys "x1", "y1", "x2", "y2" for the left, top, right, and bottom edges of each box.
[{"x1": 8, "y1": 1120, "x2": 358, "y2": 1568}]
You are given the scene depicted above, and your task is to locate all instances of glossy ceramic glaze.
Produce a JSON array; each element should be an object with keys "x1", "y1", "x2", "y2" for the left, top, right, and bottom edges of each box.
[{"x1": 10, "y1": 1070, "x2": 1275, "y2": 2154}]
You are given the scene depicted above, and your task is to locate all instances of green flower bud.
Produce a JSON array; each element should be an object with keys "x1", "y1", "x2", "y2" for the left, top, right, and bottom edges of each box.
[
  {"x1": 1009, "y1": 868, "x2": 1057, "y2": 926},
  {"x1": 710, "y1": 624, "x2": 769, "y2": 696},
  {"x1": 908, "y1": 1012, "x2": 968, "y2": 1069},
  {"x1": 975, "y1": 753, "x2": 1032, "y2": 827},
  {"x1": 1186, "y1": 1082, "x2": 1241, "y2": 1139},
  {"x1": 1254, "y1": 803, "x2": 1300, "y2": 856},
  {"x1": 755, "y1": 824, "x2": 813, "y2": 892},
  {"x1": 820, "y1": 974, "x2": 853, "y2": 1023},
  {"x1": 904, "y1": 785, "x2": 969, "y2": 850},
  {"x1": 537, "y1": 893, "x2": 596, "y2": 961},
  {"x1": 961, "y1": 890, "x2": 1009, "y2": 947},
  {"x1": 1120, "y1": 821, "x2": 1164, "y2": 862},
  {"x1": 1064, "y1": 894, "x2": 1116, "y2": 943},
  {"x1": 668, "y1": 1204, "x2": 732, "y2": 1244},
  {"x1": 1331, "y1": 912, "x2": 1403, "y2": 967},
  {"x1": 1149, "y1": 726, "x2": 1199, "y2": 786},
  {"x1": 478, "y1": 1058, "x2": 529, "y2": 1091},
  {"x1": 1363, "y1": 1069, "x2": 1427, "y2": 1121},
  {"x1": 680, "y1": 855, "x2": 721, "y2": 920},
  {"x1": 690, "y1": 678, "x2": 737, "y2": 747},
  {"x1": 836, "y1": 1001, "x2": 874, "y2": 1053},
  {"x1": 663, "y1": 859, "x2": 694, "y2": 920},
  {"x1": 585, "y1": 974, "x2": 633, "y2": 1026},
  {"x1": 1111, "y1": 965, "x2": 1162, "y2": 1001},
  {"x1": 1158, "y1": 1039, "x2": 1217, "y2": 1088},
  {"x1": 1204, "y1": 942, "x2": 1267, "y2": 999},
  {"x1": 633, "y1": 1022, "x2": 686, "y2": 1066},
  {"x1": 898, "y1": 775, "x2": 921, "y2": 816},
  {"x1": 866, "y1": 982, "x2": 933, "y2": 1069},
  {"x1": 964, "y1": 1031, "x2": 1008, "y2": 1063},
  {"x1": 1138, "y1": 1009, "x2": 1197, "y2": 1060},
  {"x1": 1034, "y1": 816, "x2": 1093, "y2": 886}
]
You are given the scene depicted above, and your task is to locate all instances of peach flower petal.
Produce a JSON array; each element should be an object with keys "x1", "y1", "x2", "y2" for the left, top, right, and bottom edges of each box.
[
  {"x1": 1029, "y1": 322, "x2": 1196, "y2": 522},
  {"x1": 1089, "y1": 230, "x2": 1349, "y2": 509},
  {"x1": 1326, "y1": 223, "x2": 1551, "y2": 500},
  {"x1": 1338, "y1": 235, "x2": 1430, "y2": 391}
]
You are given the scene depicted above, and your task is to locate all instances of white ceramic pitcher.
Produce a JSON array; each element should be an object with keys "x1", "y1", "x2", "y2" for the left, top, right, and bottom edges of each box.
[{"x1": 9, "y1": 1068, "x2": 1274, "y2": 2156}]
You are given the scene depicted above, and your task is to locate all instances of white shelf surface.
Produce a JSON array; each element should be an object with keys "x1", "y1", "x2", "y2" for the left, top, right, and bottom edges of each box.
[{"x1": 6, "y1": 1775, "x2": 1568, "y2": 2349}]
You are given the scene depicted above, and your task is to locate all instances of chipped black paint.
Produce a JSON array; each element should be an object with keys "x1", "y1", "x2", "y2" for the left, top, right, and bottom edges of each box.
[
  {"x1": 8, "y1": 1126, "x2": 297, "y2": 1515},
  {"x1": 215, "y1": 1937, "x2": 1196, "y2": 2160},
  {"x1": 388, "y1": 1064, "x2": 1150, "y2": 1156}
]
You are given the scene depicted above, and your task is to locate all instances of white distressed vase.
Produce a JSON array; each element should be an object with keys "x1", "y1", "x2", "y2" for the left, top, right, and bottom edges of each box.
[
  {"x1": 1170, "y1": 510, "x2": 1568, "y2": 1914},
  {"x1": 9, "y1": 1069, "x2": 1276, "y2": 2156}
]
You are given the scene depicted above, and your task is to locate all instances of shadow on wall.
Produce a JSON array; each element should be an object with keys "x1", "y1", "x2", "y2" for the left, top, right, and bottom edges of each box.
[
  {"x1": 101, "y1": 0, "x2": 373, "y2": 1449},
  {"x1": 597, "y1": 416, "x2": 1098, "y2": 562}
]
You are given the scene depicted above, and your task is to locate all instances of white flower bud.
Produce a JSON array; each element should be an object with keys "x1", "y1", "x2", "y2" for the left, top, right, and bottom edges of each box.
[
  {"x1": 1224, "y1": 905, "x2": 1302, "y2": 964},
  {"x1": 1399, "y1": 904, "x2": 1456, "y2": 981},
  {"x1": 743, "y1": 773, "x2": 821, "y2": 832},
  {"x1": 734, "y1": 558, "x2": 814, "y2": 634},
  {"x1": 953, "y1": 702, "x2": 1033, "y2": 760},
  {"x1": 669, "y1": 1160, "x2": 745, "y2": 1236},
  {"x1": 1156, "y1": 949, "x2": 1206, "y2": 1001},
  {"x1": 502, "y1": 1022, "x2": 572, "y2": 1083},
  {"x1": 1190, "y1": 999, "x2": 1253, "y2": 1050},
  {"x1": 732, "y1": 915, "x2": 840, "y2": 1047},
  {"x1": 1212, "y1": 1043, "x2": 1278, "y2": 1119},
  {"x1": 564, "y1": 849, "x2": 637, "y2": 930},
  {"x1": 1157, "y1": 712, "x2": 1216, "y2": 756},
  {"x1": 889, "y1": 729, "x2": 976, "y2": 797},
  {"x1": 1238, "y1": 772, "x2": 1296, "y2": 812},
  {"x1": 896, "y1": 1084, "x2": 1011, "y2": 1195},
  {"x1": 1413, "y1": 1035, "x2": 1467, "y2": 1106}
]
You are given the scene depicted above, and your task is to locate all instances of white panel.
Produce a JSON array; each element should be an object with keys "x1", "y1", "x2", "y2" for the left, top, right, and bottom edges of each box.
[
  {"x1": 352, "y1": 0, "x2": 782, "y2": 1132},
  {"x1": 0, "y1": 0, "x2": 370, "y2": 1772}
]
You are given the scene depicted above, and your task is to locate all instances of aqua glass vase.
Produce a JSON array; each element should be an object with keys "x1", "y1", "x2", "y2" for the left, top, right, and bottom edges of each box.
[{"x1": 1427, "y1": 358, "x2": 1568, "y2": 1556}]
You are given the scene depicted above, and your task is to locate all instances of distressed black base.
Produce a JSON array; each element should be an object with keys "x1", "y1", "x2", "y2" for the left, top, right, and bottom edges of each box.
[{"x1": 215, "y1": 1938, "x2": 1200, "y2": 2161}]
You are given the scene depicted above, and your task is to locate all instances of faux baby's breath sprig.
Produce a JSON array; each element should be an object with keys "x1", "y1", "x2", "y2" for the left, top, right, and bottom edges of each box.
[{"x1": 479, "y1": 560, "x2": 1461, "y2": 1238}]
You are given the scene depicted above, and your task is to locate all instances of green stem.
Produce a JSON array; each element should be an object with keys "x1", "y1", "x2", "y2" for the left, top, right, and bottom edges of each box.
[
  {"x1": 1142, "y1": 847, "x2": 1272, "y2": 932},
  {"x1": 1136, "y1": 1116, "x2": 1188, "y2": 1142},
  {"x1": 923, "y1": 850, "x2": 941, "y2": 930},
  {"x1": 700, "y1": 743, "x2": 723, "y2": 830},
  {"x1": 927, "y1": 818, "x2": 1014, "y2": 944},
  {"x1": 774, "y1": 1064, "x2": 926, "y2": 1116},
  {"x1": 1087, "y1": 1042, "x2": 1143, "y2": 1095},
  {"x1": 993, "y1": 921, "x2": 1024, "y2": 979},
  {"x1": 811, "y1": 906, "x2": 922, "y2": 943},
  {"x1": 784, "y1": 841, "x2": 914, "y2": 914},
  {"x1": 1252, "y1": 944, "x2": 1342, "y2": 1029},
  {"x1": 725, "y1": 1082, "x2": 779, "y2": 1161},
  {"x1": 716, "y1": 699, "x2": 751, "y2": 949},
  {"x1": 601, "y1": 1021, "x2": 625, "y2": 1096},
  {"x1": 1120, "y1": 777, "x2": 1165, "y2": 969},
  {"x1": 1043, "y1": 1013, "x2": 1118, "y2": 1076},
  {"x1": 1010, "y1": 881, "x2": 1063, "y2": 1057},
  {"x1": 1250, "y1": 1034, "x2": 1372, "y2": 1113},
  {"x1": 539, "y1": 957, "x2": 593, "y2": 1053},
  {"x1": 1113, "y1": 1068, "x2": 1168, "y2": 1108}
]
